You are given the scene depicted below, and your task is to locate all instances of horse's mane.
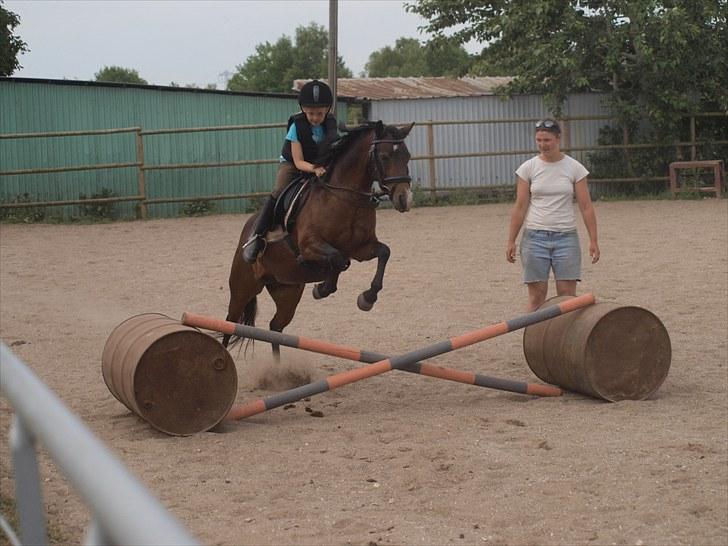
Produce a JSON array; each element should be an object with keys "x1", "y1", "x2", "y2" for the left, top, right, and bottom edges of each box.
[{"x1": 320, "y1": 121, "x2": 379, "y2": 169}]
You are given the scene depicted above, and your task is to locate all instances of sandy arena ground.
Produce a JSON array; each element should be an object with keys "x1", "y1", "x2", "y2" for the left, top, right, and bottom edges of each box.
[{"x1": 1, "y1": 199, "x2": 727, "y2": 545}]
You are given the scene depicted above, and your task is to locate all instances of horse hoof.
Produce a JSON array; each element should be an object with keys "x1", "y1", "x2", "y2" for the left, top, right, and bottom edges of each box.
[
  {"x1": 357, "y1": 293, "x2": 374, "y2": 311},
  {"x1": 312, "y1": 285, "x2": 324, "y2": 300}
]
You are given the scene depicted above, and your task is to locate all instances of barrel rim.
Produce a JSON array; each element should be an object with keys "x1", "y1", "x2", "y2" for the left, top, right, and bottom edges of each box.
[{"x1": 586, "y1": 305, "x2": 672, "y2": 402}]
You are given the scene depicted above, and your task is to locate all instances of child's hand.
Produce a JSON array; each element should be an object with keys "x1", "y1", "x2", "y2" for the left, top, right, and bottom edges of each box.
[{"x1": 313, "y1": 166, "x2": 326, "y2": 177}]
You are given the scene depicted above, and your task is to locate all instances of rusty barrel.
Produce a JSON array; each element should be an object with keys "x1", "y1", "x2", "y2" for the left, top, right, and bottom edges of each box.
[
  {"x1": 102, "y1": 313, "x2": 237, "y2": 435},
  {"x1": 523, "y1": 296, "x2": 671, "y2": 401}
]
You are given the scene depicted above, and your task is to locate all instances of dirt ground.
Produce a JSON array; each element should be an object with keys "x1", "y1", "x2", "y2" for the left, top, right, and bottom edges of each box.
[{"x1": 1, "y1": 199, "x2": 727, "y2": 546}]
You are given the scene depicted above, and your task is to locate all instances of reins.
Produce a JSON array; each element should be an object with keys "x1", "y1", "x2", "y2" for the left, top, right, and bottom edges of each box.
[{"x1": 320, "y1": 180, "x2": 380, "y2": 208}]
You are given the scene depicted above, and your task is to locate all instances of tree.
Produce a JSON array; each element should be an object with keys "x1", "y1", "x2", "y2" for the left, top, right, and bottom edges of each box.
[
  {"x1": 365, "y1": 37, "x2": 472, "y2": 77},
  {"x1": 0, "y1": 0, "x2": 29, "y2": 76},
  {"x1": 228, "y1": 22, "x2": 352, "y2": 93},
  {"x1": 95, "y1": 66, "x2": 148, "y2": 85},
  {"x1": 407, "y1": 0, "x2": 728, "y2": 136},
  {"x1": 365, "y1": 38, "x2": 427, "y2": 77}
]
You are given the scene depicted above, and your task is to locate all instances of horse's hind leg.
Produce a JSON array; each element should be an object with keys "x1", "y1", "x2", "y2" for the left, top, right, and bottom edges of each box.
[
  {"x1": 265, "y1": 282, "x2": 305, "y2": 361},
  {"x1": 224, "y1": 253, "x2": 264, "y2": 347}
]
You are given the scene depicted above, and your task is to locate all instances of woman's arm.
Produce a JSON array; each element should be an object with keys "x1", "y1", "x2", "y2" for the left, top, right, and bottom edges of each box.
[
  {"x1": 291, "y1": 141, "x2": 326, "y2": 177},
  {"x1": 506, "y1": 177, "x2": 530, "y2": 263},
  {"x1": 574, "y1": 178, "x2": 600, "y2": 263}
]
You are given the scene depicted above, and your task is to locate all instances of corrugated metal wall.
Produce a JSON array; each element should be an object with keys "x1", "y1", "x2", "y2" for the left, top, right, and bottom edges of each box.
[
  {"x1": 0, "y1": 79, "x2": 347, "y2": 219},
  {"x1": 368, "y1": 93, "x2": 612, "y2": 190}
]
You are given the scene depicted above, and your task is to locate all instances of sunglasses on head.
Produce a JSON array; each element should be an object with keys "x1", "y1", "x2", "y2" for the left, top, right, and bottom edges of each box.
[{"x1": 535, "y1": 120, "x2": 560, "y2": 132}]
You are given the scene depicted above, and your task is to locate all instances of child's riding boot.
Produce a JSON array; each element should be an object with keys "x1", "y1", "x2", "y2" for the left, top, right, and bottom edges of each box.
[{"x1": 242, "y1": 196, "x2": 276, "y2": 264}]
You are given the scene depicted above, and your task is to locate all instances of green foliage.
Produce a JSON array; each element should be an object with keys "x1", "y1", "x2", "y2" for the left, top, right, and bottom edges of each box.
[
  {"x1": 407, "y1": 0, "x2": 728, "y2": 139},
  {"x1": 586, "y1": 124, "x2": 673, "y2": 197},
  {"x1": 346, "y1": 103, "x2": 365, "y2": 124},
  {"x1": 244, "y1": 195, "x2": 266, "y2": 213},
  {"x1": 182, "y1": 199, "x2": 214, "y2": 216},
  {"x1": 94, "y1": 65, "x2": 148, "y2": 85},
  {"x1": 587, "y1": 114, "x2": 728, "y2": 198},
  {"x1": 79, "y1": 188, "x2": 117, "y2": 220},
  {"x1": 675, "y1": 171, "x2": 714, "y2": 199},
  {"x1": 364, "y1": 37, "x2": 472, "y2": 77},
  {"x1": 365, "y1": 36, "x2": 472, "y2": 77},
  {"x1": 0, "y1": 0, "x2": 29, "y2": 76},
  {"x1": 228, "y1": 23, "x2": 352, "y2": 93},
  {"x1": 0, "y1": 193, "x2": 46, "y2": 223}
]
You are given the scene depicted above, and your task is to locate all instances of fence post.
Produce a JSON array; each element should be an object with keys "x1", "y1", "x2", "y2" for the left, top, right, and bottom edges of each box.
[
  {"x1": 690, "y1": 116, "x2": 696, "y2": 161},
  {"x1": 135, "y1": 128, "x2": 147, "y2": 219},
  {"x1": 560, "y1": 118, "x2": 571, "y2": 153},
  {"x1": 10, "y1": 416, "x2": 49, "y2": 546},
  {"x1": 622, "y1": 125, "x2": 635, "y2": 177},
  {"x1": 426, "y1": 121, "x2": 437, "y2": 201}
]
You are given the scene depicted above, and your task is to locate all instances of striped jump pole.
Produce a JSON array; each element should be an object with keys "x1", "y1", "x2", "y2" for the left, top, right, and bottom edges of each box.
[
  {"x1": 184, "y1": 294, "x2": 595, "y2": 421},
  {"x1": 182, "y1": 320, "x2": 562, "y2": 398}
]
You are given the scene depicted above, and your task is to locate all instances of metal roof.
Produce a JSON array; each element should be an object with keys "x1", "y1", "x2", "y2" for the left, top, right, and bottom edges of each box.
[
  {"x1": 293, "y1": 77, "x2": 513, "y2": 101},
  {"x1": 2, "y1": 76, "x2": 300, "y2": 99}
]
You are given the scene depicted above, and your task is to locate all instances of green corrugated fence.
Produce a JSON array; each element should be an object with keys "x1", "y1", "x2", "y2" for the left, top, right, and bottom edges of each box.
[{"x1": 0, "y1": 78, "x2": 348, "y2": 220}]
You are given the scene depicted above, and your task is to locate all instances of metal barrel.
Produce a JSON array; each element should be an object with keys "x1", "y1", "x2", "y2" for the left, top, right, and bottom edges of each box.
[
  {"x1": 523, "y1": 296, "x2": 671, "y2": 401},
  {"x1": 101, "y1": 313, "x2": 237, "y2": 435}
]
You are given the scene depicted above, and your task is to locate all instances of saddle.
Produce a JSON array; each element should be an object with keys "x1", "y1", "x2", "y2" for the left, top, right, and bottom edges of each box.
[{"x1": 272, "y1": 175, "x2": 314, "y2": 233}]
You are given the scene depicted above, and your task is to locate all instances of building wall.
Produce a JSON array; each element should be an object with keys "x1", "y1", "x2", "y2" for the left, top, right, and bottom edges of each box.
[
  {"x1": 0, "y1": 79, "x2": 347, "y2": 219},
  {"x1": 367, "y1": 93, "x2": 612, "y2": 190}
]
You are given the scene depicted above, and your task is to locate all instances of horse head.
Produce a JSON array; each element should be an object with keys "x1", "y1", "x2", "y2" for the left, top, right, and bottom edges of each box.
[
  {"x1": 329, "y1": 121, "x2": 415, "y2": 212},
  {"x1": 369, "y1": 121, "x2": 415, "y2": 212}
]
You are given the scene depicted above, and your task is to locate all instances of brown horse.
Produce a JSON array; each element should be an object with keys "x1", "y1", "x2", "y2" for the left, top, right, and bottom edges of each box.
[{"x1": 222, "y1": 121, "x2": 415, "y2": 355}]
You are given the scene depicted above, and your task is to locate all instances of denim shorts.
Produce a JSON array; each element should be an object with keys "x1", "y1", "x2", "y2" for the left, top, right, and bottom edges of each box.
[{"x1": 519, "y1": 229, "x2": 581, "y2": 283}]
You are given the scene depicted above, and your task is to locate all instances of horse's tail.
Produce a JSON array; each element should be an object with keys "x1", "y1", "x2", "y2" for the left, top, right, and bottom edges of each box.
[
  {"x1": 226, "y1": 295, "x2": 258, "y2": 351},
  {"x1": 240, "y1": 295, "x2": 258, "y2": 354},
  {"x1": 242, "y1": 295, "x2": 257, "y2": 327}
]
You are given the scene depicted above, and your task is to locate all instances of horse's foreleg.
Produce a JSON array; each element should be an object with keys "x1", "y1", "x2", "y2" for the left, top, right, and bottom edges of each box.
[
  {"x1": 299, "y1": 241, "x2": 349, "y2": 300},
  {"x1": 355, "y1": 242, "x2": 390, "y2": 311},
  {"x1": 312, "y1": 271, "x2": 342, "y2": 300}
]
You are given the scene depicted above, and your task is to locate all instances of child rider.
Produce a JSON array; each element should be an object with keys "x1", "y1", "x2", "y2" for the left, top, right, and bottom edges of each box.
[{"x1": 241, "y1": 79, "x2": 338, "y2": 264}]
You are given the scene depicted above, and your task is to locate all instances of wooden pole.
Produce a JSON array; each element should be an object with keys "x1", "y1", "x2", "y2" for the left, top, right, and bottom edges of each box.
[
  {"x1": 328, "y1": 0, "x2": 338, "y2": 116},
  {"x1": 182, "y1": 312, "x2": 563, "y2": 397},
  {"x1": 135, "y1": 129, "x2": 147, "y2": 220},
  {"x1": 426, "y1": 122, "x2": 437, "y2": 201},
  {"x1": 183, "y1": 294, "x2": 596, "y2": 420}
]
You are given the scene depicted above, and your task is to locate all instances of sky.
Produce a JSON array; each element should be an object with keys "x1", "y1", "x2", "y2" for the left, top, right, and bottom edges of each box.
[{"x1": 5, "y1": 0, "x2": 460, "y2": 89}]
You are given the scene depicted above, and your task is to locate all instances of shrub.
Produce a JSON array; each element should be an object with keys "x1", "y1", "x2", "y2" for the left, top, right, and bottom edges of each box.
[
  {"x1": 0, "y1": 193, "x2": 46, "y2": 223},
  {"x1": 182, "y1": 199, "x2": 214, "y2": 216},
  {"x1": 79, "y1": 188, "x2": 118, "y2": 220}
]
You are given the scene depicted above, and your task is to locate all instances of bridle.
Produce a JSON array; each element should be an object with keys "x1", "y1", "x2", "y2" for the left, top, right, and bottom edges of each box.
[
  {"x1": 367, "y1": 138, "x2": 412, "y2": 198},
  {"x1": 321, "y1": 128, "x2": 412, "y2": 206}
]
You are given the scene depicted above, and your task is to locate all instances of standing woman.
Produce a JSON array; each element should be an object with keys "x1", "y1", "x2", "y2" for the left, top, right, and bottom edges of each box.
[{"x1": 506, "y1": 119, "x2": 600, "y2": 311}]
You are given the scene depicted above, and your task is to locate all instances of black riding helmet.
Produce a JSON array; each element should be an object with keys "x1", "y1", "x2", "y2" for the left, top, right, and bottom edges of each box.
[{"x1": 298, "y1": 79, "x2": 333, "y2": 108}]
